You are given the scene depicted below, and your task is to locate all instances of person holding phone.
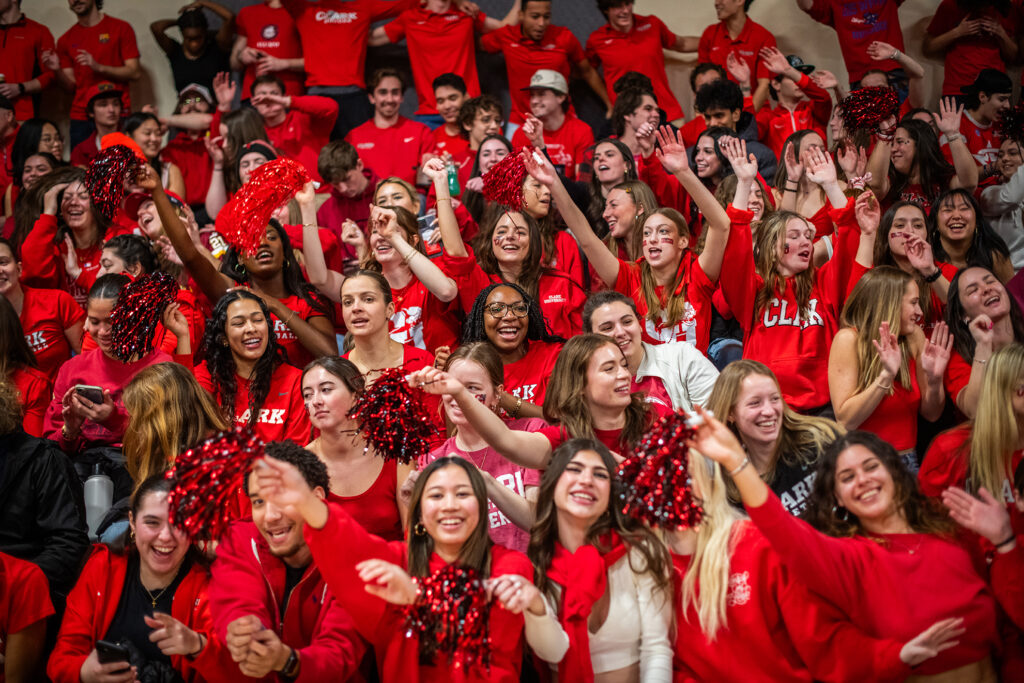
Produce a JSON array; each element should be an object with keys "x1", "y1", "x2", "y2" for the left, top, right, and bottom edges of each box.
[{"x1": 48, "y1": 475, "x2": 241, "y2": 683}]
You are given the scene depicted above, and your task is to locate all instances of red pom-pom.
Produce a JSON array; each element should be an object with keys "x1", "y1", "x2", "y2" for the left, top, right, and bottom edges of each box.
[
  {"x1": 85, "y1": 144, "x2": 142, "y2": 222},
  {"x1": 616, "y1": 411, "x2": 704, "y2": 530},
  {"x1": 482, "y1": 149, "x2": 531, "y2": 209},
  {"x1": 109, "y1": 271, "x2": 179, "y2": 361},
  {"x1": 838, "y1": 87, "x2": 900, "y2": 134},
  {"x1": 998, "y1": 102, "x2": 1024, "y2": 145},
  {"x1": 167, "y1": 428, "x2": 264, "y2": 541},
  {"x1": 215, "y1": 157, "x2": 310, "y2": 256},
  {"x1": 347, "y1": 368, "x2": 435, "y2": 464},
  {"x1": 403, "y1": 564, "x2": 492, "y2": 671}
]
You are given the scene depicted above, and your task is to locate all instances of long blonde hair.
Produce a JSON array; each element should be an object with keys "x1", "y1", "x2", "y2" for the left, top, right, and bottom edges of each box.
[
  {"x1": 678, "y1": 454, "x2": 744, "y2": 640},
  {"x1": 123, "y1": 363, "x2": 228, "y2": 485},
  {"x1": 969, "y1": 343, "x2": 1024, "y2": 496},
  {"x1": 840, "y1": 266, "x2": 914, "y2": 393},
  {"x1": 753, "y1": 211, "x2": 815, "y2": 321},
  {"x1": 638, "y1": 208, "x2": 692, "y2": 330},
  {"x1": 604, "y1": 181, "x2": 659, "y2": 262},
  {"x1": 705, "y1": 360, "x2": 843, "y2": 482}
]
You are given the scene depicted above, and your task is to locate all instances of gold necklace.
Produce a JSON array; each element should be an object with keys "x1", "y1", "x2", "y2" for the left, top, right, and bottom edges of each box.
[{"x1": 141, "y1": 567, "x2": 180, "y2": 608}]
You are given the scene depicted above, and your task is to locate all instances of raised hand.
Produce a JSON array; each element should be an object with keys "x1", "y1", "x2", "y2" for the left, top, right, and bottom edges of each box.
[
  {"x1": 212, "y1": 71, "x2": 236, "y2": 110},
  {"x1": 251, "y1": 92, "x2": 290, "y2": 108},
  {"x1": 520, "y1": 114, "x2": 545, "y2": 149},
  {"x1": 921, "y1": 322, "x2": 953, "y2": 383},
  {"x1": 521, "y1": 149, "x2": 557, "y2": 187},
  {"x1": 369, "y1": 204, "x2": 399, "y2": 242},
  {"x1": 810, "y1": 69, "x2": 839, "y2": 90},
  {"x1": 903, "y1": 235, "x2": 936, "y2": 275},
  {"x1": 867, "y1": 41, "x2": 899, "y2": 62},
  {"x1": 941, "y1": 486, "x2": 1014, "y2": 546},
  {"x1": 294, "y1": 181, "x2": 316, "y2": 208},
  {"x1": 251, "y1": 456, "x2": 319, "y2": 522},
  {"x1": 340, "y1": 219, "x2": 365, "y2": 248},
  {"x1": 934, "y1": 97, "x2": 964, "y2": 137},
  {"x1": 204, "y1": 135, "x2": 226, "y2": 167},
  {"x1": 635, "y1": 121, "x2": 657, "y2": 158},
  {"x1": 161, "y1": 302, "x2": 189, "y2": 341},
  {"x1": 783, "y1": 142, "x2": 804, "y2": 182},
  {"x1": 804, "y1": 147, "x2": 838, "y2": 187},
  {"x1": 43, "y1": 181, "x2": 70, "y2": 216},
  {"x1": 421, "y1": 156, "x2": 447, "y2": 184},
  {"x1": 653, "y1": 125, "x2": 690, "y2": 175},
  {"x1": 872, "y1": 321, "x2": 902, "y2": 380},
  {"x1": 725, "y1": 52, "x2": 751, "y2": 87},
  {"x1": 357, "y1": 559, "x2": 419, "y2": 605},
  {"x1": 135, "y1": 163, "x2": 163, "y2": 192},
  {"x1": 836, "y1": 141, "x2": 867, "y2": 180},
  {"x1": 720, "y1": 137, "x2": 757, "y2": 182},
  {"x1": 854, "y1": 190, "x2": 880, "y2": 236},
  {"x1": 899, "y1": 618, "x2": 966, "y2": 667},
  {"x1": 758, "y1": 46, "x2": 790, "y2": 75},
  {"x1": 683, "y1": 406, "x2": 745, "y2": 471},
  {"x1": 968, "y1": 313, "x2": 994, "y2": 348},
  {"x1": 406, "y1": 366, "x2": 465, "y2": 397},
  {"x1": 488, "y1": 574, "x2": 544, "y2": 615},
  {"x1": 63, "y1": 234, "x2": 82, "y2": 282}
]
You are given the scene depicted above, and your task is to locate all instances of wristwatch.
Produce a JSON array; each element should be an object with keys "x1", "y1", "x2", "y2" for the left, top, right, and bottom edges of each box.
[{"x1": 279, "y1": 648, "x2": 300, "y2": 680}]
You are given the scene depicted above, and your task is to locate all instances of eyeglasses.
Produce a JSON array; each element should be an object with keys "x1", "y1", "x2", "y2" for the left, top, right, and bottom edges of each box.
[
  {"x1": 485, "y1": 302, "x2": 529, "y2": 318},
  {"x1": 180, "y1": 97, "x2": 206, "y2": 106}
]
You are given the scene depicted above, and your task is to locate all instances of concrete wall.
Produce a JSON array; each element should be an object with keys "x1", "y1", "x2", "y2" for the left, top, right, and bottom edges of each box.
[{"x1": 31, "y1": 0, "x2": 1020, "y2": 134}]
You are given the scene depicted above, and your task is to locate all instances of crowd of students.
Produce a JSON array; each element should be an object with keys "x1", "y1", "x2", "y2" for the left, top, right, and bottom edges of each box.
[{"x1": 1, "y1": 0, "x2": 1024, "y2": 680}]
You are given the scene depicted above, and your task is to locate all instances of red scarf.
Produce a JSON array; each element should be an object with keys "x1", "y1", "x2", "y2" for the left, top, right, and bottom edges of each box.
[{"x1": 546, "y1": 532, "x2": 628, "y2": 682}]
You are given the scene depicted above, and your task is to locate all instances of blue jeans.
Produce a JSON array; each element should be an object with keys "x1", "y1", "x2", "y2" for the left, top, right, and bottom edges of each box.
[
  {"x1": 415, "y1": 113, "x2": 445, "y2": 130},
  {"x1": 707, "y1": 337, "x2": 743, "y2": 371}
]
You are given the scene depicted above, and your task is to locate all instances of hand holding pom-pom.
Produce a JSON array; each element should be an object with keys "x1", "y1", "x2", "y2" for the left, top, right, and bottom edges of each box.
[
  {"x1": 215, "y1": 156, "x2": 310, "y2": 256},
  {"x1": 348, "y1": 367, "x2": 436, "y2": 464},
  {"x1": 402, "y1": 564, "x2": 492, "y2": 671},
  {"x1": 109, "y1": 271, "x2": 179, "y2": 361},
  {"x1": 86, "y1": 144, "x2": 142, "y2": 222},
  {"x1": 483, "y1": 149, "x2": 531, "y2": 209},
  {"x1": 838, "y1": 87, "x2": 899, "y2": 135}
]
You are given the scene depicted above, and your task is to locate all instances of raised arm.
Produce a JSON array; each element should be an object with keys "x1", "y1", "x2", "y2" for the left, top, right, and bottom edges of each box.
[
  {"x1": 867, "y1": 41, "x2": 925, "y2": 108},
  {"x1": 408, "y1": 366, "x2": 553, "y2": 469},
  {"x1": 916, "y1": 323, "x2": 951, "y2": 422},
  {"x1": 425, "y1": 157, "x2": 469, "y2": 259},
  {"x1": 150, "y1": 18, "x2": 179, "y2": 56},
  {"x1": 865, "y1": 115, "x2": 895, "y2": 199},
  {"x1": 935, "y1": 98, "x2": 978, "y2": 192},
  {"x1": 521, "y1": 146, "x2": 620, "y2": 286},
  {"x1": 480, "y1": 0, "x2": 522, "y2": 32},
  {"x1": 371, "y1": 204, "x2": 457, "y2": 302},
  {"x1": 778, "y1": 142, "x2": 804, "y2": 211},
  {"x1": 299, "y1": 184, "x2": 347, "y2": 302}
]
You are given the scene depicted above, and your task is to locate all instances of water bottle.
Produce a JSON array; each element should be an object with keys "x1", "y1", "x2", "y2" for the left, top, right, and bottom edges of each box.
[
  {"x1": 446, "y1": 159, "x2": 461, "y2": 197},
  {"x1": 84, "y1": 464, "x2": 113, "y2": 540}
]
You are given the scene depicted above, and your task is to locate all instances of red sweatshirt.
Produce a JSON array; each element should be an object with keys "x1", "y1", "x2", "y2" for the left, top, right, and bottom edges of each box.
[
  {"x1": 20, "y1": 214, "x2": 101, "y2": 306},
  {"x1": 264, "y1": 96, "x2": 339, "y2": 185},
  {"x1": 304, "y1": 501, "x2": 529, "y2": 682},
  {"x1": 720, "y1": 199, "x2": 865, "y2": 411},
  {"x1": 47, "y1": 546, "x2": 241, "y2": 683},
  {"x1": 442, "y1": 245, "x2": 584, "y2": 340},
  {"x1": 991, "y1": 542, "x2": 1024, "y2": 631},
  {"x1": 504, "y1": 340, "x2": 562, "y2": 404},
  {"x1": 920, "y1": 424, "x2": 1023, "y2": 504},
  {"x1": 11, "y1": 365, "x2": 51, "y2": 438},
  {"x1": 208, "y1": 521, "x2": 366, "y2": 682},
  {"x1": 44, "y1": 348, "x2": 172, "y2": 451},
  {"x1": 755, "y1": 74, "x2": 833, "y2": 159},
  {"x1": 672, "y1": 522, "x2": 908, "y2": 683},
  {"x1": 0, "y1": 550, "x2": 54, "y2": 668},
  {"x1": 746, "y1": 491, "x2": 1000, "y2": 676},
  {"x1": 194, "y1": 361, "x2": 311, "y2": 445}
]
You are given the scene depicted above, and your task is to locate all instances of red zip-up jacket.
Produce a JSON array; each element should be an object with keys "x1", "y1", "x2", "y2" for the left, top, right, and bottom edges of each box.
[
  {"x1": 672, "y1": 521, "x2": 909, "y2": 683},
  {"x1": 208, "y1": 521, "x2": 365, "y2": 683},
  {"x1": 47, "y1": 545, "x2": 242, "y2": 683},
  {"x1": 304, "y1": 501, "x2": 530, "y2": 682},
  {"x1": 755, "y1": 74, "x2": 833, "y2": 159},
  {"x1": 442, "y1": 245, "x2": 585, "y2": 339},
  {"x1": 720, "y1": 198, "x2": 866, "y2": 411}
]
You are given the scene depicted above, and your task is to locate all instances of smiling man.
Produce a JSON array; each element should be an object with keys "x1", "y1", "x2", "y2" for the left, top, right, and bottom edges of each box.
[
  {"x1": 345, "y1": 67, "x2": 434, "y2": 186},
  {"x1": 209, "y1": 441, "x2": 365, "y2": 682},
  {"x1": 511, "y1": 70, "x2": 594, "y2": 181}
]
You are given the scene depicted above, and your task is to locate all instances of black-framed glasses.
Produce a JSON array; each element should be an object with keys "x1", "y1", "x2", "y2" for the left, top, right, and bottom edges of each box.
[{"x1": 485, "y1": 302, "x2": 529, "y2": 318}]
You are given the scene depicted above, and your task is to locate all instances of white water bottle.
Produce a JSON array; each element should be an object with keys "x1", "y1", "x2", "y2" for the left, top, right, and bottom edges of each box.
[{"x1": 84, "y1": 464, "x2": 113, "y2": 540}]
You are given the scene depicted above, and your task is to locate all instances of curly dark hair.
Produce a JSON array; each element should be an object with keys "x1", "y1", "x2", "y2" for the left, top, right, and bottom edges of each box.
[
  {"x1": 802, "y1": 431, "x2": 954, "y2": 538},
  {"x1": 945, "y1": 265, "x2": 1024, "y2": 362},
  {"x1": 220, "y1": 219, "x2": 333, "y2": 323},
  {"x1": 461, "y1": 282, "x2": 565, "y2": 347},
  {"x1": 244, "y1": 440, "x2": 330, "y2": 495},
  {"x1": 201, "y1": 289, "x2": 284, "y2": 430},
  {"x1": 928, "y1": 188, "x2": 1011, "y2": 274},
  {"x1": 528, "y1": 438, "x2": 672, "y2": 606}
]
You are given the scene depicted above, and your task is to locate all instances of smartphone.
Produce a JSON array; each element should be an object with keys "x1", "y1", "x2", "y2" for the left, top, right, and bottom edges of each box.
[
  {"x1": 95, "y1": 639, "x2": 130, "y2": 666},
  {"x1": 74, "y1": 384, "x2": 104, "y2": 404}
]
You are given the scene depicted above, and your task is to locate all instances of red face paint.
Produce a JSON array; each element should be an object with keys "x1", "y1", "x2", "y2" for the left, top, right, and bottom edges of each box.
[
  {"x1": 784, "y1": 242, "x2": 791, "y2": 254},
  {"x1": 659, "y1": 237, "x2": 675, "y2": 245},
  {"x1": 474, "y1": 393, "x2": 487, "y2": 404}
]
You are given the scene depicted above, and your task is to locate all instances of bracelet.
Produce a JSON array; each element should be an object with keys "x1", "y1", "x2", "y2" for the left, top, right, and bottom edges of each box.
[
  {"x1": 995, "y1": 532, "x2": 1017, "y2": 549},
  {"x1": 890, "y1": 49, "x2": 900, "y2": 60},
  {"x1": 509, "y1": 395, "x2": 523, "y2": 420},
  {"x1": 729, "y1": 457, "x2": 750, "y2": 476},
  {"x1": 877, "y1": 381, "x2": 893, "y2": 391},
  {"x1": 435, "y1": 196, "x2": 452, "y2": 203},
  {"x1": 974, "y1": 357, "x2": 988, "y2": 365},
  {"x1": 187, "y1": 634, "x2": 206, "y2": 660},
  {"x1": 283, "y1": 309, "x2": 297, "y2": 328},
  {"x1": 401, "y1": 248, "x2": 417, "y2": 265},
  {"x1": 17, "y1": 83, "x2": 25, "y2": 95},
  {"x1": 921, "y1": 268, "x2": 942, "y2": 283},
  {"x1": 946, "y1": 133, "x2": 966, "y2": 145}
]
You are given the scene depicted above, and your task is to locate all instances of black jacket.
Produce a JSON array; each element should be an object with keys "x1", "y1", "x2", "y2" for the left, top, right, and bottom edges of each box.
[{"x1": 0, "y1": 429, "x2": 89, "y2": 600}]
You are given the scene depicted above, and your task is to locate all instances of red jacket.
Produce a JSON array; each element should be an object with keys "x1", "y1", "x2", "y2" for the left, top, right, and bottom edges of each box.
[
  {"x1": 304, "y1": 501, "x2": 530, "y2": 682},
  {"x1": 755, "y1": 74, "x2": 832, "y2": 159},
  {"x1": 672, "y1": 522, "x2": 908, "y2": 683},
  {"x1": 265, "y1": 96, "x2": 339, "y2": 185},
  {"x1": 208, "y1": 521, "x2": 365, "y2": 682},
  {"x1": 47, "y1": 545, "x2": 241, "y2": 683},
  {"x1": 720, "y1": 198, "x2": 865, "y2": 411}
]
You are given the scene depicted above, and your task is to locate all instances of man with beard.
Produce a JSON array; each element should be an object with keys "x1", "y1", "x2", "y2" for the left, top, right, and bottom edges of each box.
[{"x1": 209, "y1": 441, "x2": 365, "y2": 681}]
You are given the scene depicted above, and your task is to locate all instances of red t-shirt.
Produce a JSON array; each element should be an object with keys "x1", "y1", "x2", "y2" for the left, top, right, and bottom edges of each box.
[
  {"x1": 0, "y1": 16, "x2": 56, "y2": 121},
  {"x1": 921, "y1": 424, "x2": 1023, "y2": 504},
  {"x1": 194, "y1": 361, "x2": 311, "y2": 444},
  {"x1": 857, "y1": 357, "x2": 921, "y2": 452},
  {"x1": 632, "y1": 373, "x2": 672, "y2": 411},
  {"x1": 161, "y1": 132, "x2": 213, "y2": 206},
  {"x1": 754, "y1": 74, "x2": 832, "y2": 160},
  {"x1": 264, "y1": 95, "x2": 339, "y2": 184},
  {"x1": 504, "y1": 340, "x2": 562, "y2": 404},
  {"x1": 586, "y1": 14, "x2": 683, "y2": 122},
  {"x1": 388, "y1": 276, "x2": 460, "y2": 353},
  {"x1": 326, "y1": 460, "x2": 404, "y2": 541},
  {"x1": 803, "y1": 0, "x2": 906, "y2": 83},
  {"x1": 926, "y1": 0, "x2": 1017, "y2": 96},
  {"x1": 284, "y1": 0, "x2": 415, "y2": 89},
  {"x1": 57, "y1": 15, "x2": 139, "y2": 120},
  {"x1": 236, "y1": 3, "x2": 305, "y2": 97},
  {"x1": 0, "y1": 551, "x2": 54, "y2": 652},
  {"x1": 272, "y1": 294, "x2": 330, "y2": 370},
  {"x1": 480, "y1": 24, "x2": 586, "y2": 124},
  {"x1": 431, "y1": 126, "x2": 469, "y2": 158},
  {"x1": 614, "y1": 253, "x2": 717, "y2": 352},
  {"x1": 345, "y1": 116, "x2": 434, "y2": 185},
  {"x1": 698, "y1": 18, "x2": 776, "y2": 90},
  {"x1": 384, "y1": 7, "x2": 486, "y2": 115},
  {"x1": 19, "y1": 285, "x2": 85, "y2": 379},
  {"x1": 19, "y1": 214, "x2": 110, "y2": 306},
  {"x1": 948, "y1": 111, "x2": 1003, "y2": 168},
  {"x1": 510, "y1": 115, "x2": 594, "y2": 181},
  {"x1": 11, "y1": 365, "x2": 51, "y2": 438},
  {"x1": 70, "y1": 132, "x2": 102, "y2": 168}
]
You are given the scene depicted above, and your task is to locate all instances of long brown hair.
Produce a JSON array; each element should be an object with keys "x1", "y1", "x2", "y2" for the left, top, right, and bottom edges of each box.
[
  {"x1": 528, "y1": 438, "x2": 671, "y2": 605},
  {"x1": 360, "y1": 204, "x2": 425, "y2": 271},
  {"x1": 637, "y1": 208, "x2": 692, "y2": 330},
  {"x1": 472, "y1": 207, "x2": 545, "y2": 302},
  {"x1": 754, "y1": 211, "x2": 816, "y2": 321},
  {"x1": 542, "y1": 334, "x2": 651, "y2": 448},
  {"x1": 840, "y1": 267, "x2": 914, "y2": 392},
  {"x1": 604, "y1": 180, "x2": 658, "y2": 262}
]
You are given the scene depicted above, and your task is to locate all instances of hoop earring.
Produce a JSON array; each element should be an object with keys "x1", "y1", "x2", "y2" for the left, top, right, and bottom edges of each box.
[
  {"x1": 238, "y1": 264, "x2": 246, "y2": 277},
  {"x1": 414, "y1": 522, "x2": 427, "y2": 537},
  {"x1": 129, "y1": 529, "x2": 136, "y2": 544},
  {"x1": 831, "y1": 504, "x2": 850, "y2": 522}
]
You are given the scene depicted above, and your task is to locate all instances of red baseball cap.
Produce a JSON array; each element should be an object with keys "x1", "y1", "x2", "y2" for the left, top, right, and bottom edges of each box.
[
  {"x1": 124, "y1": 190, "x2": 186, "y2": 222},
  {"x1": 85, "y1": 82, "x2": 124, "y2": 112}
]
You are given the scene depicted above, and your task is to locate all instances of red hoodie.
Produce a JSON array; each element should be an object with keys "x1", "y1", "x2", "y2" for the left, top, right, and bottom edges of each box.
[
  {"x1": 304, "y1": 501, "x2": 530, "y2": 682},
  {"x1": 264, "y1": 96, "x2": 339, "y2": 185},
  {"x1": 208, "y1": 521, "x2": 366, "y2": 683},
  {"x1": 671, "y1": 521, "x2": 908, "y2": 682},
  {"x1": 47, "y1": 546, "x2": 241, "y2": 683},
  {"x1": 720, "y1": 198, "x2": 866, "y2": 411},
  {"x1": 755, "y1": 74, "x2": 833, "y2": 159}
]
